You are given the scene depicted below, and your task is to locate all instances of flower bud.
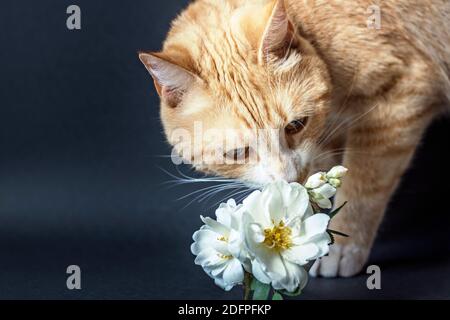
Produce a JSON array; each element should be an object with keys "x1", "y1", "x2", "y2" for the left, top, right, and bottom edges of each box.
[
  {"x1": 305, "y1": 172, "x2": 327, "y2": 189},
  {"x1": 328, "y1": 178, "x2": 341, "y2": 188},
  {"x1": 326, "y1": 166, "x2": 348, "y2": 179},
  {"x1": 309, "y1": 183, "x2": 337, "y2": 209}
]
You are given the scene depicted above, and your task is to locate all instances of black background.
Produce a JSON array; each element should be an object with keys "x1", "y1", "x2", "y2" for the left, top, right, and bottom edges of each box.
[{"x1": 0, "y1": 0, "x2": 449, "y2": 299}]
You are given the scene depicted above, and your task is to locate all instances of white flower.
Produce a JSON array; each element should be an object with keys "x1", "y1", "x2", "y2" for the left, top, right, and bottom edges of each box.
[
  {"x1": 242, "y1": 181, "x2": 331, "y2": 293},
  {"x1": 327, "y1": 165, "x2": 348, "y2": 179},
  {"x1": 191, "y1": 199, "x2": 250, "y2": 291},
  {"x1": 309, "y1": 183, "x2": 337, "y2": 209},
  {"x1": 327, "y1": 178, "x2": 341, "y2": 188},
  {"x1": 307, "y1": 166, "x2": 348, "y2": 209},
  {"x1": 305, "y1": 172, "x2": 327, "y2": 189}
]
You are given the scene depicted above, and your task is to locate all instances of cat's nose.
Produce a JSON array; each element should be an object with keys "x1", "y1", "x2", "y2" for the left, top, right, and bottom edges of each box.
[{"x1": 266, "y1": 167, "x2": 309, "y2": 184}]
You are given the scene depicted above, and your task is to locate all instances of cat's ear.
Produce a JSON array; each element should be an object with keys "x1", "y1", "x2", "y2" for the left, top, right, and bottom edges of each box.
[
  {"x1": 259, "y1": 0, "x2": 296, "y2": 65},
  {"x1": 138, "y1": 52, "x2": 195, "y2": 107}
]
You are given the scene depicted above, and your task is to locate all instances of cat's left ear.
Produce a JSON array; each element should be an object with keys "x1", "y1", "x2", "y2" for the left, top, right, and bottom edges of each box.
[
  {"x1": 259, "y1": 0, "x2": 297, "y2": 65},
  {"x1": 138, "y1": 52, "x2": 196, "y2": 107}
]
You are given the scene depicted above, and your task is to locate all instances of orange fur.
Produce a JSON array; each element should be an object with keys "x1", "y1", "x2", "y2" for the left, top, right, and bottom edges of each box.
[{"x1": 140, "y1": 0, "x2": 450, "y2": 277}]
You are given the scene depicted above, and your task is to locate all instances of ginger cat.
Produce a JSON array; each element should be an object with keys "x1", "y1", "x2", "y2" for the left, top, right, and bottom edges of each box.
[{"x1": 139, "y1": 0, "x2": 450, "y2": 277}]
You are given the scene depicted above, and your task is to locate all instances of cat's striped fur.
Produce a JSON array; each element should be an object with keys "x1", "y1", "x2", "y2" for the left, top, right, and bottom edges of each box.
[{"x1": 139, "y1": 0, "x2": 450, "y2": 277}]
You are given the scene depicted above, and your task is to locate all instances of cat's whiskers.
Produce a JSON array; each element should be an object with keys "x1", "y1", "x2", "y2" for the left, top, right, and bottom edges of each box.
[
  {"x1": 204, "y1": 187, "x2": 246, "y2": 206},
  {"x1": 176, "y1": 182, "x2": 242, "y2": 201},
  {"x1": 318, "y1": 102, "x2": 380, "y2": 149},
  {"x1": 153, "y1": 155, "x2": 176, "y2": 158},
  {"x1": 180, "y1": 183, "x2": 246, "y2": 210},
  {"x1": 159, "y1": 166, "x2": 255, "y2": 209},
  {"x1": 322, "y1": 71, "x2": 359, "y2": 138},
  {"x1": 209, "y1": 188, "x2": 254, "y2": 209},
  {"x1": 195, "y1": 183, "x2": 246, "y2": 203},
  {"x1": 159, "y1": 166, "x2": 240, "y2": 186},
  {"x1": 311, "y1": 148, "x2": 349, "y2": 163},
  {"x1": 313, "y1": 149, "x2": 370, "y2": 164},
  {"x1": 311, "y1": 146, "x2": 372, "y2": 167},
  {"x1": 235, "y1": 189, "x2": 254, "y2": 204}
]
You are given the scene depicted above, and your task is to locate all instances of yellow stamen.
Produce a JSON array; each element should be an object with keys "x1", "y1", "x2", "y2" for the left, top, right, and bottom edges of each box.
[
  {"x1": 217, "y1": 254, "x2": 232, "y2": 260},
  {"x1": 263, "y1": 221, "x2": 292, "y2": 251}
]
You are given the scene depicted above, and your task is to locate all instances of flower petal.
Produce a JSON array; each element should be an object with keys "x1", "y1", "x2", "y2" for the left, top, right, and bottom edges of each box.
[
  {"x1": 282, "y1": 242, "x2": 320, "y2": 265},
  {"x1": 228, "y1": 229, "x2": 249, "y2": 263},
  {"x1": 313, "y1": 233, "x2": 332, "y2": 257},
  {"x1": 229, "y1": 206, "x2": 245, "y2": 231},
  {"x1": 247, "y1": 223, "x2": 266, "y2": 244},
  {"x1": 266, "y1": 182, "x2": 286, "y2": 223},
  {"x1": 251, "y1": 247, "x2": 286, "y2": 282},
  {"x1": 214, "y1": 278, "x2": 234, "y2": 291},
  {"x1": 314, "y1": 183, "x2": 337, "y2": 199},
  {"x1": 242, "y1": 190, "x2": 271, "y2": 227},
  {"x1": 251, "y1": 259, "x2": 272, "y2": 284},
  {"x1": 292, "y1": 214, "x2": 330, "y2": 245},
  {"x1": 194, "y1": 248, "x2": 222, "y2": 268},
  {"x1": 285, "y1": 183, "x2": 310, "y2": 220},
  {"x1": 305, "y1": 172, "x2": 327, "y2": 189},
  {"x1": 215, "y1": 199, "x2": 240, "y2": 227},
  {"x1": 210, "y1": 261, "x2": 229, "y2": 277},
  {"x1": 327, "y1": 166, "x2": 348, "y2": 179},
  {"x1": 200, "y1": 216, "x2": 230, "y2": 236},
  {"x1": 191, "y1": 229, "x2": 228, "y2": 254},
  {"x1": 271, "y1": 261, "x2": 308, "y2": 293},
  {"x1": 259, "y1": 181, "x2": 310, "y2": 223},
  {"x1": 303, "y1": 203, "x2": 314, "y2": 219},
  {"x1": 222, "y1": 259, "x2": 244, "y2": 287},
  {"x1": 303, "y1": 214, "x2": 330, "y2": 238},
  {"x1": 315, "y1": 197, "x2": 333, "y2": 209}
]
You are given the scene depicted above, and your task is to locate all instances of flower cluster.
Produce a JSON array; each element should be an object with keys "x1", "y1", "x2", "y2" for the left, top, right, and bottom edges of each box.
[
  {"x1": 191, "y1": 166, "x2": 348, "y2": 297},
  {"x1": 305, "y1": 166, "x2": 348, "y2": 209}
]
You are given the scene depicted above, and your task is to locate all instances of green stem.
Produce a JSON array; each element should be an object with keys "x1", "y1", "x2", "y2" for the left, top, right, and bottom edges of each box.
[{"x1": 243, "y1": 272, "x2": 252, "y2": 300}]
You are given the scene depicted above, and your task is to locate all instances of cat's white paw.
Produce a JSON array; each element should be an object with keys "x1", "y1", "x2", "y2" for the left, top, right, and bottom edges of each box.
[{"x1": 309, "y1": 244, "x2": 368, "y2": 278}]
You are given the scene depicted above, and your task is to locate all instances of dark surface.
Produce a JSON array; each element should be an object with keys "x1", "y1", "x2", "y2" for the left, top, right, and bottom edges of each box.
[{"x1": 0, "y1": 0, "x2": 449, "y2": 299}]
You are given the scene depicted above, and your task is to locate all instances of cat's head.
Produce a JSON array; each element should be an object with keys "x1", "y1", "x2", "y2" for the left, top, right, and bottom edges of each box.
[{"x1": 139, "y1": 0, "x2": 332, "y2": 186}]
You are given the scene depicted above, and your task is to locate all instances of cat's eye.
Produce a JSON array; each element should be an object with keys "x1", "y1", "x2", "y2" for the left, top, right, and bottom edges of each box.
[
  {"x1": 224, "y1": 147, "x2": 250, "y2": 162},
  {"x1": 285, "y1": 117, "x2": 309, "y2": 135}
]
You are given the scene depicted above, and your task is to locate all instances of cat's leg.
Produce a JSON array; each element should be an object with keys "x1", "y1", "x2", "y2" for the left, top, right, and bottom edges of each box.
[{"x1": 310, "y1": 97, "x2": 437, "y2": 278}]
